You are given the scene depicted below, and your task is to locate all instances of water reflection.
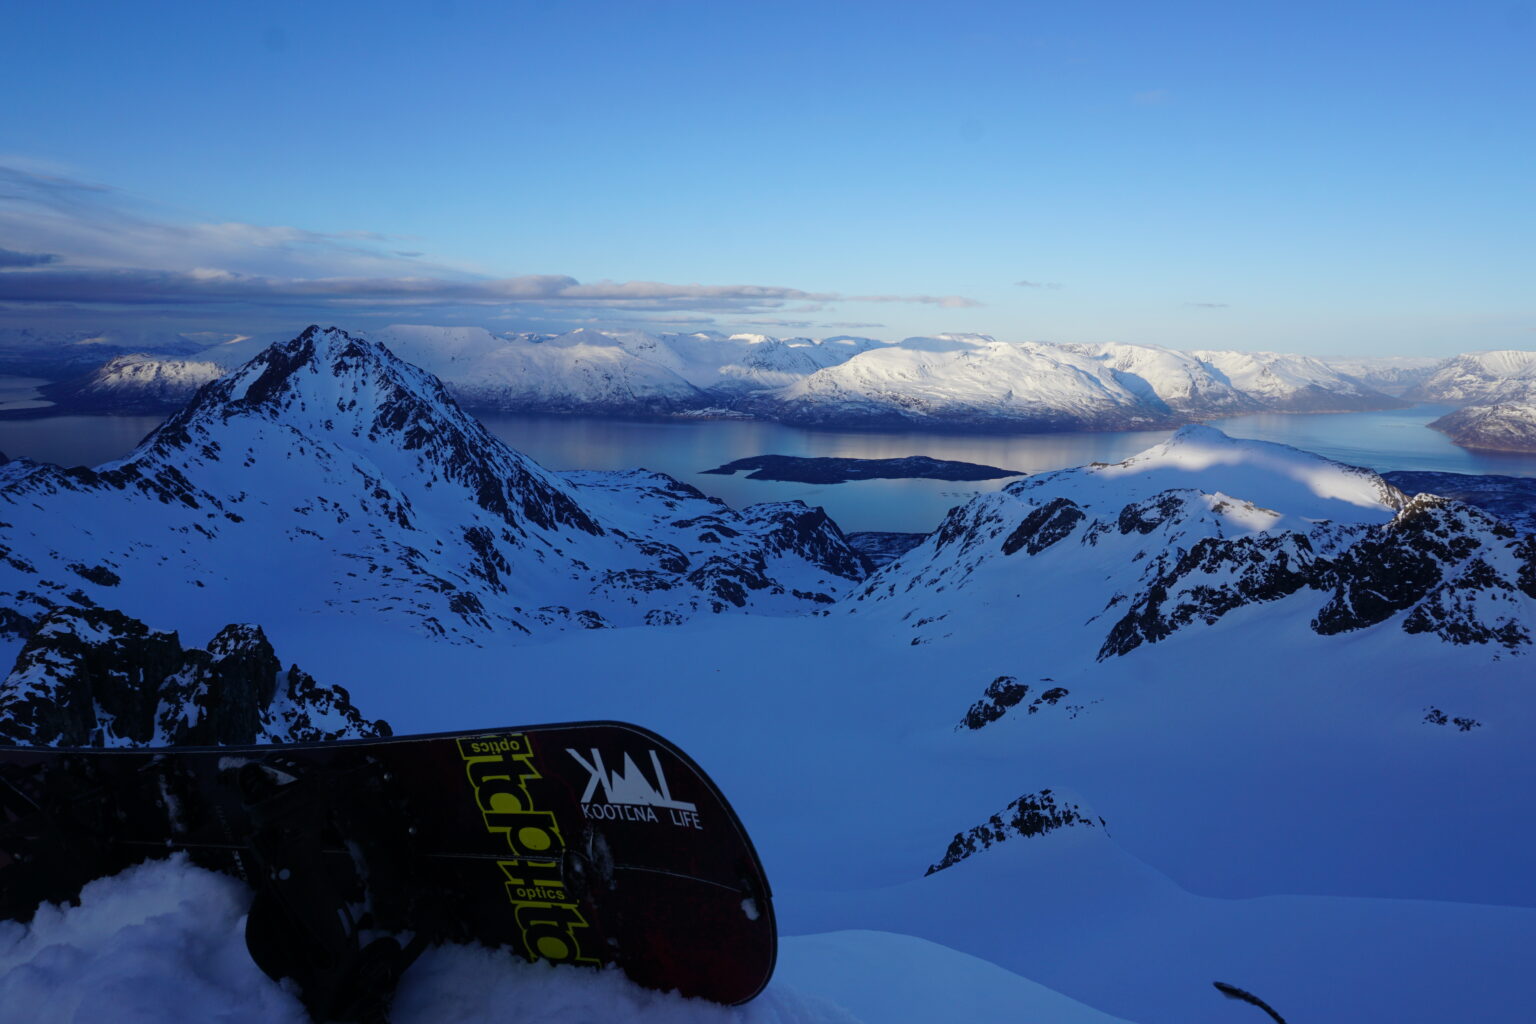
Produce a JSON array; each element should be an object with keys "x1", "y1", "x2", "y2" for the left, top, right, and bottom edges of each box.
[{"x1": 2, "y1": 401, "x2": 1534, "y2": 535}]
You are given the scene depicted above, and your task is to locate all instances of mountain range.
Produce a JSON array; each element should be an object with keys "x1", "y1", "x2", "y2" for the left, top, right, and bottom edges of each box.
[{"x1": 28, "y1": 325, "x2": 1403, "y2": 432}]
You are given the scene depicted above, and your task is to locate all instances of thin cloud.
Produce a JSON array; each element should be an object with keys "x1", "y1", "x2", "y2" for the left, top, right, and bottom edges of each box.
[
  {"x1": 848, "y1": 294, "x2": 981, "y2": 309},
  {"x1": 0, "y1": 267, "x2": 844, "y2": 315},
  {"x1": 0, "y1": 162, "x2": 979, "y2": 323},
  {"x1": 1015, "y1": 280, "x2": 1062, "y2": 289},
  {"x1": 1186, "y1": 302, "x2": 1229, "y2": 309},
  {"x1": 735, "y1": 318, "x2": 886, "y2": 330},
  {"x1": 0, "y1": 247, "x2": 57, "y2": 268}
]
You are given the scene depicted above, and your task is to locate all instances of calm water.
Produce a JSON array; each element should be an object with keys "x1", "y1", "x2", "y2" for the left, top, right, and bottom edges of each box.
[{"x1": 1, "y1": 375, "x2": 1533, "y2": 533}]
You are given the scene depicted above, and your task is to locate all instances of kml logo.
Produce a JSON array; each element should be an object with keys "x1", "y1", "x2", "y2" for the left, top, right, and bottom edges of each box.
[
  {"x1": 567, "y1": 747, "x2": 703, "y2": 830},
  {"x1": 458, "y1": 732, "x2": 599, "y2": 966}
]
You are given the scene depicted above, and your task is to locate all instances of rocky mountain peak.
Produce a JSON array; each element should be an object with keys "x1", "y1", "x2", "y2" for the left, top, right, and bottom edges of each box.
[{"x1": 141, "y1": 325, "x2": 603, "y2": 538}]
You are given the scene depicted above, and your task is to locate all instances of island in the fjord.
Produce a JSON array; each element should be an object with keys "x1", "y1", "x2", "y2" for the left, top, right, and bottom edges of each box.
[{"x1": 702, "y1": 453, "x2": 1024, "y2": 484}]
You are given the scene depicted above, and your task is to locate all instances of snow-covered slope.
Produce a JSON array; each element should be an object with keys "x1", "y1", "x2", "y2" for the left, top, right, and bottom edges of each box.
[
  {"x1": 1059, "y1": 342, "x2": 1253, "y2": 414},
  {"x1": 764, "y1": 336, "x2": 1178, "y2": 431},
  {"x1": 765, "y1": 337, "x2": 1398, "y2": 430},
  {"x1": 40, "y1": 353, "x2": 226, "y2": 411},
  {"x1": 1415, "y1": 350, "x2": 1536, "y2": 403},
  {"x1": 855, "y1": 424, "x2": 1534, "y2": 660},
  {"x1": 0, "y1": 857, "x2": 1135, "y2": 1024},
  {"x1": 1320, "y1": 355, "x2": 1440, "y2": 396},
  {"x1": 1429, "y1": 380, "x2": 1536, "y2": 452},
  {"x1": 0, "y1": 326, "x2": 870, "y2": 644},
  {"x1": 1188, "y1": 348, "x2": 1394, "y2": 410}
]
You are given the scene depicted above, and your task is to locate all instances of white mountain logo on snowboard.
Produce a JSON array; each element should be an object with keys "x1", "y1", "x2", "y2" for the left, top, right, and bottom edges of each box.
[{"x1": 566, "y1": 748, "x2": 702, "y2": 829}]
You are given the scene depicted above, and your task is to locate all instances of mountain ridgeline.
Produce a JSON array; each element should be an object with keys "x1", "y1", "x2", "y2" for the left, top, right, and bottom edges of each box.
[
  {"x1": 855, "y1": 425, "x2": 1536, "y2": 660},
  {"x1": 29, "y1": 325, "x2": 1403, "y2": 431}
]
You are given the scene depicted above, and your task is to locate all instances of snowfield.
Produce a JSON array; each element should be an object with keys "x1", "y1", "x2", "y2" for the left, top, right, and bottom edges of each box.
[{"x1": 1, "y1": 329, "x2": 1534, "y2": 1022}]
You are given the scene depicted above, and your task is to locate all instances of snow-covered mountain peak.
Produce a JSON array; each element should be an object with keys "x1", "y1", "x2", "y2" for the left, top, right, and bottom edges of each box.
[
  {"x1": 141, "y1": 325, "x2": 603, "y2": 539},
  {"x1": 1057, "y1": 425, "x2": 1407, "y2": 526}
]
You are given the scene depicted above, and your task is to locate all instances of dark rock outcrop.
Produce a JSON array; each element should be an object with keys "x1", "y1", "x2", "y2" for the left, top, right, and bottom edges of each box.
[
  {"x1": 0, "y1": 607, "x2": 389, "y2": 747},
  {"x1": 1001, "y1": 498, "x2": 1086, "y2": 555},
  {"x1": 926, "y1": 789, "x2": 1100, "y2": 874},
  {"x1": 1100, "y1": 495, "x2": 1534, "y2": 659},
  {"x1": 1381, "y1": 471, "x2": 1536, "y2": 534}
]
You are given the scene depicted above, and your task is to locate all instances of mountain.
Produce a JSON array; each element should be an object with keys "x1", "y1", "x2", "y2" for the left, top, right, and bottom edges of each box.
[
  {"x1": 853, "y1": 425, "x2": 1534, "y2": 656},
  {"x1": 376, "y1": 326, "x2": 709, "y2": 415},
  {"x1": 759, "y1": 337, "x2": 1398, "y2": 430},
  {"x1": 0, "y1": 606, "x2": 386, "y2": 746},
  {"x1": 1413, "y1": 350, "x2": 1536, "y2": 403},
  {"x1": 1429, "y1": 380, "x2": 1536, "y2": 452},
  {"x1": 603, "y1": 329, "x2": 887, "y2": 396},
  {"x1": 39, "y1": 354, "x2": 227, "y2": 412},
  {"x1": 763, "y1": 337, "x2": 1179, "y2": 431},
  {"x1": 1320, "y1": 355, "x2": 1441, "y2": 396},
  {"x1": 0, "y1": 329, "x2": 214, "y2": 380},
  {"x1": 28, "y1": 325, "x2": 888, "y2": 417},
  {"x1": 25, "y1": 326, "x2": 1403, "y2": 432},
  {"x1": 1185, "y1": 348, "x2": 1399, "y2": 411},
  {"x1": 0, "y1": 326, "x2": 871, "y2": 644}
]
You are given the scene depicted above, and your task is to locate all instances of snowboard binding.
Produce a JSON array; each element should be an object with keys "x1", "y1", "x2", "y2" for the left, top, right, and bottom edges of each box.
[{"x1": 224, "y1": 754, "x2": 435, "y2": 1023}]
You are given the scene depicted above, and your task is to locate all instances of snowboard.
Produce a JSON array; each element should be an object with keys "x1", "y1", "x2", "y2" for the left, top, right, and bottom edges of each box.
[{"x1": 0, "y1": 722, "x2": 775, "y2": 1019}]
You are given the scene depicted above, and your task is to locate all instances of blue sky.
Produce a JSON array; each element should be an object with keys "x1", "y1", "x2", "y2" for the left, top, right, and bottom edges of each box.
[{"x1": 1, "y1": 0, "x2": 1531, "y2": 355}]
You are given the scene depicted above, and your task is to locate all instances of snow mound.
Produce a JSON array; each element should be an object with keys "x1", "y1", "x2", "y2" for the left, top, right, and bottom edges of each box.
[
  {"x1": 2, "y1": 857, "x2": 1108, "y2": 1024},
  {"x1": 0, "y1": 857, "x2": 308, "y2": 1024},
  {"x1": 1065, "y1": 424, "x2": 1405, "y2": 526}
]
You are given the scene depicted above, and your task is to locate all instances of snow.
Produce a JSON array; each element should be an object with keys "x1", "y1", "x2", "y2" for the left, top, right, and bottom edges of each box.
[
  {"x1": 3, "y1": 331, "x2": 1535, "y2": 1022},
  {"x1": 1190, "y1": 348, "x2": 1372, "y2": 403},
  {"x1": 0, "y1": 857, "x2": 1132, "y2": 1024},
  {"x1": 1431, "y1": 384, "x2": 1536, "y2": 452},
  {"x1": 1417, "y1": 349, "x2": 1536, "y2": 402},
  {"x1": 1085, "y1": 424, "x2": 1404, "y2": 524},
  {"x1": 0, "y1": 858, "x2": 309, "y2": 1024}
]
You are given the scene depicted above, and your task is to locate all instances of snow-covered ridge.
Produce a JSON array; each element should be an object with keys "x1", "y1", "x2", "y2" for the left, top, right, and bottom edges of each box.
[
  {"x1": 40, "y1": 354, "x2": 226, "y2": 411},
  {"x1": 31, "y1": 325, "x2": 1401, "y2": 431},
  {"x1": 1319, "y1": 355, "x2": 1440, "y2": 396},
  {"x1": 855, "y1": 425, "x2": 1535, "y2": 658},
  {"x1": 0, "y1": 326, "x2": 872, "y2": 643},
  {"x1": 1415, "y1": 350, "x2": 1536, "y2": 403}
]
